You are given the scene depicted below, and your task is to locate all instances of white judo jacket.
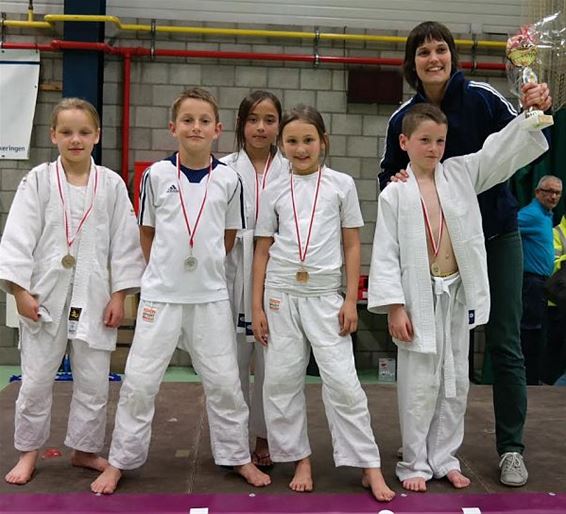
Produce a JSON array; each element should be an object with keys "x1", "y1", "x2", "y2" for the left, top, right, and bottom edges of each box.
[
  {"x1": 368, "y1": 113, "x2": 549, "y2": 354},
  {"x1": 0, "y1": 159, "x2": 145, "y2": 350},
  {"x1": 221, "y1": 150, "x2": 288, "y2": 329}
]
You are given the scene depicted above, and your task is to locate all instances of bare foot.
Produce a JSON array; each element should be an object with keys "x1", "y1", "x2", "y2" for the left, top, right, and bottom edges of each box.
[
  {"x1": 446, "y1": 469, "x2": 471, "y2": 489},
  {"x1": 71, "y1": 450, "x2": 109, "y2": 472},
  {"x1": 234, "y1": 462, "x2": 271, "y2": 487},
  {"x1": 251, "y1": 437, "x2": 272, "y2": 467},
  {"x1": 361, "y1": 467, "x2": 395, "y2": 502},
  {"x1": 4, "y1": 451, "x2": 39, "y2": 485},
  {"x1": 402, "y1": 476, "x2": 427, "y2": 492},
  {"x1": 90, "y1": 465, "x2": 122, "y2": 495},
  {"x1": 289, "y1": 457, "x2": 313, "y2": 492}
]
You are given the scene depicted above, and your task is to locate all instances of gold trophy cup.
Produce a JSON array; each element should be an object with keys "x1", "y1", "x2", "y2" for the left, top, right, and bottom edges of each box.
[{"x1": 506, "y1": 29, "x2": 554, "y2": 130}]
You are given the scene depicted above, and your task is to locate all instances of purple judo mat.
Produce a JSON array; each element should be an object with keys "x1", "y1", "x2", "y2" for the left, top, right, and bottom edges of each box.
[{"x1": 1, "y1": 492, "x2": 565, "y2": 514}]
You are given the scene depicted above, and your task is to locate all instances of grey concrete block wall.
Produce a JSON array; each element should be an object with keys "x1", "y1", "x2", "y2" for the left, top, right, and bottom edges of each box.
[{"x1": 0, "y1": 15, "x2": 514, "y2": 368}]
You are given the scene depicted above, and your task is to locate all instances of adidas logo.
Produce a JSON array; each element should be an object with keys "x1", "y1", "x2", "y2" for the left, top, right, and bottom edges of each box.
[{"x1": 166, "y1": 184, "x2": 179, "y2": 193}]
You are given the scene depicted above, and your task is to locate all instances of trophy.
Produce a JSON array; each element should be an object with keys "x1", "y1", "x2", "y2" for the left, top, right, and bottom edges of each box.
[{"x1": 506, "y1": 25, "x2": 554, "y2": 130}]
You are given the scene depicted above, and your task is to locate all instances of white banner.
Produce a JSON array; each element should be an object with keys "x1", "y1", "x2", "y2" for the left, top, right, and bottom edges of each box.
[{"x1": 0, "y1": 49, "x2": 40, "y2": 160}]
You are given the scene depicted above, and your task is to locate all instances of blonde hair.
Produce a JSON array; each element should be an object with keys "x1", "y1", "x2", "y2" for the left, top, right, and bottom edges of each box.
[
  {"x1": 170, "y1": 87, "x2": 219, "y2": 123},
  {"x1": 50, "y1": 97, "x2": 100, "y2": 130}
]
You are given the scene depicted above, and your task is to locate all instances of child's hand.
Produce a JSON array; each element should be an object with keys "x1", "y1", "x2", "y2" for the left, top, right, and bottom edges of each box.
[
  {"x1": 521, "y1": 82, "x2": 552, "y2": 112},
  {"x1": 390, "y1": 169, "x2": 409, "y2": 183},
  {"x1": 103, "y1": 293, "x2": 125, "y2": 328},
  {"x1": 339, "y1": 298, "x2": 358, "y2": 336},
  {"x1": 252, "y1": 309, "x2": 269, "y2": 346},
  {"x1": 387, "y1": 304, "x2": 414, "y2": 342},
  {"x1": 14, "y1": 289, "x2": 40, "y2": 321}
]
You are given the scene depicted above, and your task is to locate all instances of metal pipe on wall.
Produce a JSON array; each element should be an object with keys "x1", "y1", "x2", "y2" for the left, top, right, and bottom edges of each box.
[
  {"x1": 1, "y1": 39, "x2": 506, "y2": 68},
  {"x1": 2, "y1": 12, "x2": 507, "y2": 50},
  {"x1": 1, "y1": 39, "x2": 507, "y2": 186},
  {"x1": 121, "y1": 49, "x2": 131, "y2": 185}
]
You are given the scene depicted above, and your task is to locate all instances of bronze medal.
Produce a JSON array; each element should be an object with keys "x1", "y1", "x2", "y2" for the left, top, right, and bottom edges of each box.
[
  {"x1": 290, "y1": 165, "x2": 322, "y2": 288},
  {"x1": 296, "y1": 268, "x2": 309, "y2": 283},
  {"x1": 61, "y1": 254, "x2": 76, "y2": 269},
  {"x1": 431, "y1": 262, "x2": 441, "y2": 276}
]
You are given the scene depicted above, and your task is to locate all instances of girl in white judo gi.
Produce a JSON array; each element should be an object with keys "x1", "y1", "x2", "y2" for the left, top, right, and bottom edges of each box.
[
  {"x1": 252, "y1": 104, "x2": 395, "y2": 502},
  {"x1": 221, "y1": 90, "x2": 287, "y2": 467},
  {"x1": 0, "y1": 98, "x2": 145, "y2": 485},
  {"x1": 368, "y1": 103, "x2": 549, "y2": 492}
]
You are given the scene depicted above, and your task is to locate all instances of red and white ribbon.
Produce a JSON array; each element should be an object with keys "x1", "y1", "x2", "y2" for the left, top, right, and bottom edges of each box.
[
  {"x1": 420, "y1": 196, "x2": 444, "y2": 257},
  {"x1": 290, "y1": 165, "x2": 323, "y2": 265},
  {"x1": 176, "y1": 153, "x2": 213, "y2": 251},
  {"x1": 254, "y1": 153, "x2": 272, "y2": 222},
  {"x1": 55, "y1": 159, "x2": 99, "y2": 252}
]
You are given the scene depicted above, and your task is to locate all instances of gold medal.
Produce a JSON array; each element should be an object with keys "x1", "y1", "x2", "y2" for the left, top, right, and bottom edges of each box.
[
  {"x1": 296, "y1": 268, "x2": 309, "y2": 283},
  {"x1": 55, "y1": 159, "x2": 98, "y2": 273},
  {"x1": 431, "y1": 262, "x2": 441, "y2": 276},
  {"x1": 61, "y1": 254, "x2": 76, "y2": 269}
]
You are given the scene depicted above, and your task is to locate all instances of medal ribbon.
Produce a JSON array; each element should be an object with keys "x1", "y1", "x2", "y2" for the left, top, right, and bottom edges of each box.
[
  {"x1": 290, "y1": 165, "x2": 322, "y2": 265},
  {"x1": 55, "y1": 158, "x2": 99, "y2": 252},
  {"x1": 177, "y1": 153, "x2": 213, "y2": 250},
  {"x1": 420, "y1": 196, "x2": 444, "y2": 257},
  {"x1": 254, "y1": 153, "x2": 273, "y2": 222}
]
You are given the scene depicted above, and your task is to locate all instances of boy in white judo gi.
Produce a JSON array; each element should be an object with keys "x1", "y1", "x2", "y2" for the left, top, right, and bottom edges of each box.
[
  {"x1": 0, "y1": 98, "x2": 145, "y2": 485},
  {"x1": 368, "y1": 103, "x2": 549, "y2": 492},
  {"x1": 91, "y1": 88, "x2": 271, "y2": 495}
]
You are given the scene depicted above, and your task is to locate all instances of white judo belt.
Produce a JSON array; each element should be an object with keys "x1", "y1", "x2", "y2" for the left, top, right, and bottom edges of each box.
[{"x1": 432, "y1": 273, "x2": 461, "y2": 399}]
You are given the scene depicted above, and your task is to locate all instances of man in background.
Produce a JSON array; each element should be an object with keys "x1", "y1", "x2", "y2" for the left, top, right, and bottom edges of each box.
[{"x1": 518, "y1": 175, "x2": 562, "y2": 385}]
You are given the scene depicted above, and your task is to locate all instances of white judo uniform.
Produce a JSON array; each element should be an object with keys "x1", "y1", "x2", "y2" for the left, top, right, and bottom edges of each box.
[
  {"x1": 368, "y1": 113, "x2": 548, "y2": 481},
  {"x1": 221, "y1": 149, "x2": 287, "y2": 440},
  {"x1": 255, "y1": 166, "x2": 381, "y2": 467},
  {"x1": 108, "y1": 155, "x2": 252, "y2": 469},
  {"x1": 0, "y1": 158, "x2": 144, "y2": 453}
]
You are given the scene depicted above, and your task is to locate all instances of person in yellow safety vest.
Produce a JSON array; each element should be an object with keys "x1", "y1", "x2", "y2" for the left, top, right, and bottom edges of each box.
[{"x1": 542, "y1": 214, "x2": 566, "y2": 385}]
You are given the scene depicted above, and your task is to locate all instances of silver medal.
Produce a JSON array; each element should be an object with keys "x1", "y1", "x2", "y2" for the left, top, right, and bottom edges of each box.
[{"x1": 185, "y1": 256, "x2": 198, "y2": 271}]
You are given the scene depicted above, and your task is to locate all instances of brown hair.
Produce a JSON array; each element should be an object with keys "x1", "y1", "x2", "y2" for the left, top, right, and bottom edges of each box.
[
  {"x1": 235, "y1": 90, "x2": 282, "y2": 152},
  {"x1": 279, "y1": 104, "x2": 329, "y2": 163},
  {"x1": 50, "y1": 97, "x2": 100, "y2": 130},
  {"x1": 401, "y1": 103, "x2": 448, "y2": 136},
  {"x1": 170, "y1": 87, "x2": 219, "y2": 123},
  {"x1": 403, "y1": 21, "x2": 459, "y2": 90}
]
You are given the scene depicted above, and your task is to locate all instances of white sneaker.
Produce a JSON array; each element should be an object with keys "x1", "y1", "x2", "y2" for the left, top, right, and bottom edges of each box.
[{"x1": 499, "y1": 452, "x2": 528, "y2": 487}]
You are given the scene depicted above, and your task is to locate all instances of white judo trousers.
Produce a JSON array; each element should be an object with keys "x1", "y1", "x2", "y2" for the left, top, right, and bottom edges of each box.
[
  {"x1": 263, "y1": 289, "x2": 381, "y2": 468},
  {"x1": 227, "y1": 233, "x2": 267, "y2": 440},
  {"x1": 108, "y1": 299, "x2": 251, "y2": 469},
  {"x1": 236, "y1": 333, "x2": 267, "y2": 439},
  {"x1": 16, "y1": 293, "x2": 111, "y2": 453},
  {"x1": 396, "y1": 273, "x2": 470, "y2": 482}
]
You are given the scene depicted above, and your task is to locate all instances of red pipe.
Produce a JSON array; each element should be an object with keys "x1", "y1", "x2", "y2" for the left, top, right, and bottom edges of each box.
[
  {"x1": 121, "y1": 49, "x2": 131, "y2": 184},
  {"x1": 2, "y1": 39, "x2": 506, "y2": 185},
  {"x1": 1, "y1": 40, "x2": 506, "y2": 70}
]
